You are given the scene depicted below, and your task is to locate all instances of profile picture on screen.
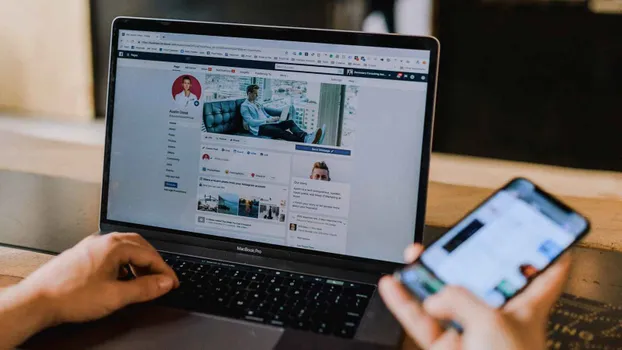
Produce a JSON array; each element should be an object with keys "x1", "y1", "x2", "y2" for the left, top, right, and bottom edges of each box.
[
  {"x1": 172, "y1": 75, "x2": 202, "y2": 109},
  {"x1": 310, "y1": 161, "x2": 331, "y2": 181}
]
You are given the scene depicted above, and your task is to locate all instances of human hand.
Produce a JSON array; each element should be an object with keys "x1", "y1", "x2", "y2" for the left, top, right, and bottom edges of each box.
[
  {"x1": 270, "y1": 117, "x2": 280, "y2": 123},
  {"x1": 17, "y1": 232, "x2": 179, "y2": 327},
  {"x1": 379, "y1": 244, "x2": 570, "y2": 350}
]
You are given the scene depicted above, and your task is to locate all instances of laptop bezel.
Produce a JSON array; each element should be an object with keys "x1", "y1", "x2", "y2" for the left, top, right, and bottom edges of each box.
[{"x1": 101, "y1": 16, "x2": 439, "y2": 274}]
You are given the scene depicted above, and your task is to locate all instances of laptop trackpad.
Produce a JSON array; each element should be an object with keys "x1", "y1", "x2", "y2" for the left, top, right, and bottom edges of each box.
[{"x1": 21, "y1": 304, "x2": 283, "y2": 350}]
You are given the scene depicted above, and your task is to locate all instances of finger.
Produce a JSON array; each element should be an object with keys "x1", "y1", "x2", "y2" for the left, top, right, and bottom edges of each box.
[
  {"x1": 111, "y1": 234, "x2": 173, "y2": 283},
  {"x1": 113, "y1": 274, "x2": 175, "y2": 306},
  {"x1": 504, "y1": 253, "x2": 571, "y2": 320},
  {"x1": 424, "y1": 286, "x2": 494, "y2": 328},
  {"x1": 113, "y1": 233, "x2": 163, "y2": 276},
  {"x1": 110, "y1": 232, "x2": 158, "y2": 252},
  {"x1": 378, "y1": 276, "x2": 443, "y2": 348},
  {"x1": 105, "y1": 234, "x2": 164, "y2": 272},
  {"x1": 111, "y1": 241, "x2": 179, "y2": 287},
  {"x1": 404, "y1": 244, "x2": 424, "y2": 264},
  {"x1": 429, "y1": 329, "x2": 461, "y2": 350}
]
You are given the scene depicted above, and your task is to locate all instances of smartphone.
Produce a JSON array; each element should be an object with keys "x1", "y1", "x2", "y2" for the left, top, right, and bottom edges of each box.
[{"x1": 395, "y1": 178, "x2": 590, "y2": 317}]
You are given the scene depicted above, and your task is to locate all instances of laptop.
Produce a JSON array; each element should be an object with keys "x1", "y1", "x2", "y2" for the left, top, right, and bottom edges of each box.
[
  {"x1": 278, "y1": 105, "x2": 290, "y2": 122},
  {"x1": 98, "y1": 17, "x2": 438, "y2": 349}
]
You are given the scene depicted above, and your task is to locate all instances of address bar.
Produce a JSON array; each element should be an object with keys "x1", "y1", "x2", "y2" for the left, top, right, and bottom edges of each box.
[
  {"x1": 275, "y1": 64, "x2": 344, "y2": 75},
  {"x1": 140, "y1": 40, "x2": 263, "y2": 53}
]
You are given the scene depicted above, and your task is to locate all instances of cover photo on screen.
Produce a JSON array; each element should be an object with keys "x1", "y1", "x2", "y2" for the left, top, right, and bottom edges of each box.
[{"x1": 201, "y1": 74, "x2": 358, "y2": 148}]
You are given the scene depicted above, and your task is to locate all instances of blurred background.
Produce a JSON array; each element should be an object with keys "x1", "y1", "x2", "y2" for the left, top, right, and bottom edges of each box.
[{"x1": 1, "y1": 0, "x2": 620, "y2": 171}]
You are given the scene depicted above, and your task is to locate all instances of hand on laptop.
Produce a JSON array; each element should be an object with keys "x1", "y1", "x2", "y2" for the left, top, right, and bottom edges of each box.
[
  {"x1": 24, "y1": 232, "x2": 179, "y2": 325},
  {"x1": 378, "y1": 243, "x2": 570, "y2": 350},
  {"x1": 0, "y1": 233, "x2": 178, "y2": 348}
]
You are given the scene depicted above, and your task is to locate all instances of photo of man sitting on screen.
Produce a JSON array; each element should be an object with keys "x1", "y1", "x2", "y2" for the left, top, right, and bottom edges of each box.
[{"x1": 241, "y1": 84, "x2": 324, "y2": 144}]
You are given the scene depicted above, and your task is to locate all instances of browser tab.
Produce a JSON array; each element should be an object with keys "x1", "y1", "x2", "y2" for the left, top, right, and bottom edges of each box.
[{"x1": 117, "y1": 30, "x2": 430, "y2": 81}]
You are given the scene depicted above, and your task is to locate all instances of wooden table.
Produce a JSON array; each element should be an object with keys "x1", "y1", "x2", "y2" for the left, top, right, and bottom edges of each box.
[{"x1": 1, "y1": 129, "x2": 621, "y2": 348}]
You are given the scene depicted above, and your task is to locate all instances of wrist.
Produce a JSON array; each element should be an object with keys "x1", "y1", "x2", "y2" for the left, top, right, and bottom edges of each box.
[
  {"x1": 0, "y1": 283, "x2": 56, "y2": 348},
  {"x1": 2, "y1": 282, "x2": 57, "y2": 329}
]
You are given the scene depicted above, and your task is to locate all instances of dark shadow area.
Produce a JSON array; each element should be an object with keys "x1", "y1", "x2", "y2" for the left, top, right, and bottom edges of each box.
[
  {"x1": 21, "y1": 304, "x2": 187, "y2": 349},
  {"x1": 433, "y1": 1, "x2": 622, "y2": 171}
]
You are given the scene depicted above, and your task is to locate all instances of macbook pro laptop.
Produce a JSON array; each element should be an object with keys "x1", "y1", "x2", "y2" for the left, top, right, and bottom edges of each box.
[{"x1": 96, "y1": 17, "x2": 438, "y2": 349}]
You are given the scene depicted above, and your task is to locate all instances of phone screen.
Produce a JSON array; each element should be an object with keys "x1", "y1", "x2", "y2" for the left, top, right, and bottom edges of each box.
[{"x1": 398, "y1": 178, "x2": 589, "y2": 308}]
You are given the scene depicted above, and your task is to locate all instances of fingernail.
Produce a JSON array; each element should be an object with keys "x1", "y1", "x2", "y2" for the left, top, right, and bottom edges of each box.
[{"x1": 158, "y1": 276, "x2": 174, "y2": 290}]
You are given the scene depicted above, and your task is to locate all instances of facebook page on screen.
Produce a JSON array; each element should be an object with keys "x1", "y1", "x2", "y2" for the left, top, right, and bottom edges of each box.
[{"x1": 107, "y1": 30, "x2": 432, "y2": 262}]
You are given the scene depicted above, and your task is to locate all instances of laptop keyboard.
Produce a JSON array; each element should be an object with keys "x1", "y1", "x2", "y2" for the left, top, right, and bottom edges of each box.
[{"x1": 154, "y1": 251, "x2": 376, "y2": 338}]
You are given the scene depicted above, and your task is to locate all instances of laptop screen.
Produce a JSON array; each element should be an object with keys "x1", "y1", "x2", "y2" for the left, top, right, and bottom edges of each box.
[{"x1": 106, "y1": 27, "x2": 433, "y2": 263}]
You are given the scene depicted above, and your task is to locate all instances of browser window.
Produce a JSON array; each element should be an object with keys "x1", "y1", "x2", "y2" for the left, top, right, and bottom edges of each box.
[{"x1": 107, "y1": 30, "x2": 432, "y2": 263}]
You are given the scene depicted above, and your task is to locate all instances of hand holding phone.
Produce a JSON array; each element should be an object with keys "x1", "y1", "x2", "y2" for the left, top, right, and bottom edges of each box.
[
  {"x1": 379, "y1": 245, "x2": 571, "y2": 350},
  {"x1": 380, "y1": 178, "x2": 588, "y2": 348},
  {"x1": 396, "y1": 178, "x2": 588, "y2": 308}
]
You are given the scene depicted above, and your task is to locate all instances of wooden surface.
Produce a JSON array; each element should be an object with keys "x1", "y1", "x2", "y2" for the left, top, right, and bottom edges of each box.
[
  {"x1": 0, "y1": 1, "x2": 94, "y2": 120},
  {"x1": 0, "y1": 129, "x2": 621, "y2": 348}
]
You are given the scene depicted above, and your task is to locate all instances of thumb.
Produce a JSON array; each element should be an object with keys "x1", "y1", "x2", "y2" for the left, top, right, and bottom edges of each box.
[
  {"x1": 423, "y1": 286, "x2": 494, "y2": 329},
  {"x1": 115, "y1": 274, "x2": 175, "y2": 306},
  {"x1": 505, "y1": 253, "x2": 571, "y2": 321}
]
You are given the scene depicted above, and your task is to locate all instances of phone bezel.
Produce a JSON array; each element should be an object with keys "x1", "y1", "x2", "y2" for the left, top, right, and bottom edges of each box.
[{"x1": 397, "y1": 177, "x2": 591, "y2": 307}]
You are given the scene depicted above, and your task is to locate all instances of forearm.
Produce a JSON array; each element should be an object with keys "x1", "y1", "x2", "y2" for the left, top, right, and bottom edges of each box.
[{"x1": 0, "y1": 284, "x2": 53, "y2": 349}]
